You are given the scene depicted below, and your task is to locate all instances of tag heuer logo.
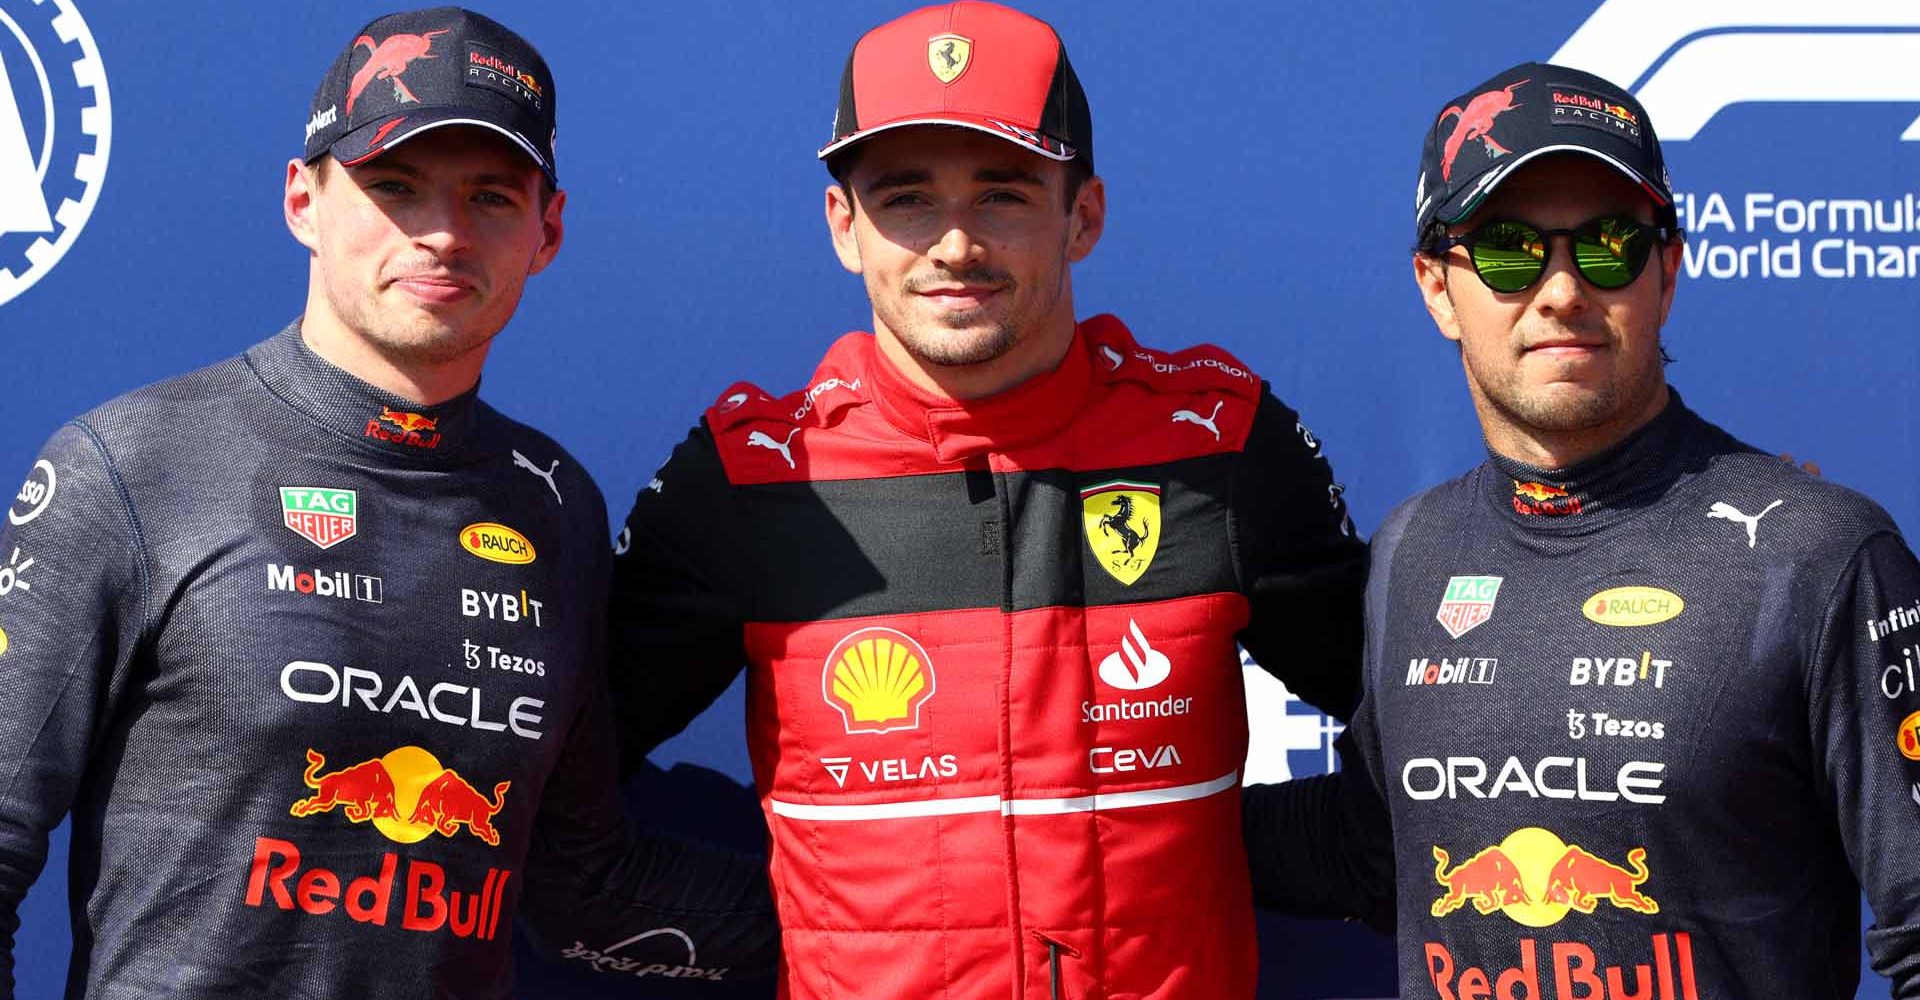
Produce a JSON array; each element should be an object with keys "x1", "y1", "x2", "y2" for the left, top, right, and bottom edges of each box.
[
  {"x1": 1435, "y1": 575, "x2": 1502, "y2": 639},
  {"x1": 280, "y1": 487, "x2": 358, "y2": 550}
]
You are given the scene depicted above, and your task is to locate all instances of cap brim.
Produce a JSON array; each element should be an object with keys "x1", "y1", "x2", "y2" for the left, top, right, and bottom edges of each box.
[
  {"x1": 327, "y1": 109, "x2": 555, "y2": 184},
  {"x1": 817, "y1": 115, "x2": 1076, "y2": 163},
  {"x1": 1438, "y1": 144, "x2": 1668, "y2": 226}
]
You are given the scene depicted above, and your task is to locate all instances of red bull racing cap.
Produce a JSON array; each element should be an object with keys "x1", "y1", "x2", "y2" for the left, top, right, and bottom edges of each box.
[
  {"x1": 304, "y1": 6, "x2": 557, "y2": 184},
  {"x1": 1415, "y1": 62, "x2": 1672, "y2": 243},
  {"x1": 819, "y1": 1, "x2": 1093, "y2": 173}
]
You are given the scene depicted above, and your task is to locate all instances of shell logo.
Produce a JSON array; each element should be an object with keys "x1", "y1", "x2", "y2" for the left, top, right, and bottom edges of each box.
[
  {"x1": 822, "y1": 627, "x2": 936, "y2": 735},
  {"x1": 1582, "y1": 586, "x2": 1683, "y2": 627},
  {"x1": 460, "y1": 522, "x2": 535, "y2": 564}
]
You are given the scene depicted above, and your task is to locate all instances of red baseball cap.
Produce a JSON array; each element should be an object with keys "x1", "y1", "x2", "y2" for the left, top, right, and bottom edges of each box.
[{"x1": 819, "y1": 1, "x2": 1092, "y2": 170}]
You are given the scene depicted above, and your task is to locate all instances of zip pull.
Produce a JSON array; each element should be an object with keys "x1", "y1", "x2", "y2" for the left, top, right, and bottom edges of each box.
[{"x1": 1031, "y1": 932, "x2": 1081, "y2": 1000}]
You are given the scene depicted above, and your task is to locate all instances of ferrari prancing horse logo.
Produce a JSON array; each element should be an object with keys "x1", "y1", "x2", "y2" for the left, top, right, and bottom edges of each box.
[
  {"x1": 928, "y1": 34, "x2": 973, "y2": 84},
  {"x1": 1082, "y1": 480, "x2": 1161, "y2": 586}
]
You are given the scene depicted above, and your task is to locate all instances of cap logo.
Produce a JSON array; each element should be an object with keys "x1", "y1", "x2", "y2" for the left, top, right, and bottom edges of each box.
[
  {"x1": 467, "y1": 42, "x2": 545, "y2": 113},
  {"x1": 1549, "y1": 85, "x2": 1644, "y2": 147},
  {"x1": 1439, "y1": 78, "x2": 1527, "y2": 182},
  {"x1": 928, "y1": 34, "x2": 972, "y2": 85},
  {"x1": 346, "y1": 28, "x2": 450, "y2": 115}
]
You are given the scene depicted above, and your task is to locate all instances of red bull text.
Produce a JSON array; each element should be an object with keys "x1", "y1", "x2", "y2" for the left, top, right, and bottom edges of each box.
[
  {"x1": 1425, "y1": 934, "x2": 1699, "y2": 1000},
  {"x1": 245, "y1": 837, "x2": 511, "y2": 939}
]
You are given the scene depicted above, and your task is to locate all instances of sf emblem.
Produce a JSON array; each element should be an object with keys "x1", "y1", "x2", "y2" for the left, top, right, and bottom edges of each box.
[
  {"x1": 928, "y1": 33, "x2": 972, "y2": 84},
  {"x1": 1082, "y1": 480, "x2": 1161, "y2": 586}
]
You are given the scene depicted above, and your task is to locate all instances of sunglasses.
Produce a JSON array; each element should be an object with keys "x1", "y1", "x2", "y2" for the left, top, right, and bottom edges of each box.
[{"x1": 1428, "y1": 215, "x2": 1676, "y2": 294}]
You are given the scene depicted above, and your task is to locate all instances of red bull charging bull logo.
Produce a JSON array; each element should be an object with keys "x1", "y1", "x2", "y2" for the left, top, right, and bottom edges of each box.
[
  {"x1": 291, "y1": 746, "x2": 509, "y2": 846},
  {"x1": 1512, "y1": 479, "x2": 1583, "y2": 516},
  {"x1": 1426, "y1": 828, "x2": 1696, "y2": 1000},
  {"x1": 245, "y1": 747, "x2": 515, "y2": 940},
  {"x1": 1432, "y1": 827, "x2": 1657, "y2": 926}
]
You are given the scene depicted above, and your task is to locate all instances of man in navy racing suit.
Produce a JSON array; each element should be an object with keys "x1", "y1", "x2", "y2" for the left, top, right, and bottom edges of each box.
[
  {"x1": 0, "y1": 8, "x2": 776, "y2": 997},
  {"x1": 1242, "y1": 62, "x2": 1920, "y2": 999}
]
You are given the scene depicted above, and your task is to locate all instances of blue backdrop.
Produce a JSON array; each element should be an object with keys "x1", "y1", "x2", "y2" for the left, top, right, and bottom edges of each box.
[{"x1": 3, "y1": 1, "x2": 1914, "y2": 997}]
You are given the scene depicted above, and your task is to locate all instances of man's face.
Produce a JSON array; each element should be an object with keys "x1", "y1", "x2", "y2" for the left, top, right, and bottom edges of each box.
[
  {"x1": 1415, "y1": 154, "x2": 1683, "y2": 453},
  {"x1": 287, "y1": 127, "x2": 563, "y2": 366},
  {"x1": 826, "y1": 127, "x2": 1102, "y2": 372}
]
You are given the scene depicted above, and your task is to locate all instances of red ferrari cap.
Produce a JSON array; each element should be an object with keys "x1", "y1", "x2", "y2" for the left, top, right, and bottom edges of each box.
[{"x1": 819, "y1": 1, "x2": 1092, "y2": 170}]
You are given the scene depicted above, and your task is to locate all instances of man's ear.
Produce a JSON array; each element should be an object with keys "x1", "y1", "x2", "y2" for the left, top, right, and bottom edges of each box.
[
  {"x1": 1065, "y1": 175, "x2": 1106, "y2": 264},
  {"x1": 825, "y1": 182, "x2": 863, "y2": 275},
  {"x1": 1414, "y1": 254, "x2": 1463, "y2": 344},
  {"x1": 285, "y1": 158, "x2": 322, "y2": 254}
]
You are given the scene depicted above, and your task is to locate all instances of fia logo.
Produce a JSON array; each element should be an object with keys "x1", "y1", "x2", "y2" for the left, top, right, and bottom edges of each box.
[
  {"x1": 0, "y1": 0, "x2": 111, "y2": 308},
  {"x1": 1554, "y1": 2, "x2": 1920, "y2": 141}
]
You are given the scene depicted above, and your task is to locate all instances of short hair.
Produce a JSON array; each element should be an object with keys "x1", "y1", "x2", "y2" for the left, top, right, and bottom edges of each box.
[{"x1": 826, "y1": 133, "x2": 1094, "y2": 214}]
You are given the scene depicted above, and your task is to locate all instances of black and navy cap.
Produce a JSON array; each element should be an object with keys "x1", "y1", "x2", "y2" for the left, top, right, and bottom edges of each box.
[
  {"x1": 1415, "y1": 62, "x2": 1672, "y2": 243},
  {"x1": 819, "y1": 1, "x2": 1092, "y2": 173},
  {"x1": 304, "y1": 7, "x2": 557, "y2": 184}
]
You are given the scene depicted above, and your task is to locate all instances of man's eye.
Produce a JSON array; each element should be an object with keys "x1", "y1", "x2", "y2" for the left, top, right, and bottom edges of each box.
[
  {"x1": 368, "y1": 180, "x2": 412, "y2": 196},
  {"x1": 983, "y1": 191, "x2": 1028, "y2": 205},
  {"x1": 475, "y1": 191, "x2": 516, "y2": 208},
  {"x1": 882, "y1": 193, "x2": 930, "y2": 209}
]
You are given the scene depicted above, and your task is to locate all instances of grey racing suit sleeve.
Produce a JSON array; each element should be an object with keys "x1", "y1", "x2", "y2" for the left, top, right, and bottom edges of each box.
[
  {"x1": 1820, "y1": 531, "x2": 1920, "y2": 996},
  {"x1": 0, "y1": 425, "x2": 149, "y2": 998}
]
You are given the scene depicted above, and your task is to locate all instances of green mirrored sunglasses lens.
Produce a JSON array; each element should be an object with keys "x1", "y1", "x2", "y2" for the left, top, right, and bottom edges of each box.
[
  {"x1": 1573, "y1": 218, "x2": 1649, "y2": 289},
  {"x1": 1470, "y1": 223, "x2": 1546, "y2": 292}
]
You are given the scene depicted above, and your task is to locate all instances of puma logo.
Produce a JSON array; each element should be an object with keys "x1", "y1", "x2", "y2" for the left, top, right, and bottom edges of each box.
[
  {"x1": 1707, "y1": 500, "x2": 1782, "y2": 548},
  {"x1": 746, "y1": 428, "x2": 801, "y2": 469},
  {"x1": 512, "y1": 449, "x2": 563, "y2": 505},
  {"x1": 1171, "y1": 400, "x2": 1224, "y2": 441}
]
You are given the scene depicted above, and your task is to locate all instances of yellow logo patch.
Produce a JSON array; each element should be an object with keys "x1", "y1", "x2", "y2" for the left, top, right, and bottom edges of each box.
[
  {"x1": 1082, "y1": 481, "x2": 1161, "y2": 586},
  {"x1": 460, "y1": 523, "x2": 535, "y2": 565},
  {"x1": 823, "y1": 627, "x2": 936, "y2": 735},
  {"x1": 1582, "y1": 586, "x2": 1683, "y2": 627},
  {"x1": 0, "y1": 625, "x2": 8, "y2": 658},
  {"x1": 1898, "y1": 711, "x2": 1920, "y2": 761},
  {"x1": 927, "y1": 33, "x2": 972, "y2": 84}
]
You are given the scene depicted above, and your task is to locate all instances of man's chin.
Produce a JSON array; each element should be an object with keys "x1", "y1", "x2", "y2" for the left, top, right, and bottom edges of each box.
[{"x1": 901, "y1": 328, "x2": 1017, "y2": 369}]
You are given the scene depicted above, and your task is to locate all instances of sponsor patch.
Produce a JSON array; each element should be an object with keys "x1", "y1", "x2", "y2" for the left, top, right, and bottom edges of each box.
[
  {"x1": 281, "y1": 487, "x2": 358, "y2": 549},
  {"x1": 821, "y1": 627, "x2": 936, "y2": 735},
  {"x1": 9, "y1": 460, "x2": 56, "y2": 525},
  {"x1": 466, "y1": 42, "x2": 544, "y2": 111},
  {"x1": 1583, "y1": 586, "x2": 1683, "y2": 627},
  {"x1": 1549, "y1": 84, "x2": 1644, "y2": 145},
  {"x1": 1436, "y1": 575, "x2": 1502, "y2": 639},
  {"x1": 1432, "y1": 827, "x2": 1656, "y2": 926},
  {"x1": 460, "y1": 523, "x2": 535, "y2": 565},
  {"x1": 1899, "y1": 710, "x2": 1920, "y2": 761}
]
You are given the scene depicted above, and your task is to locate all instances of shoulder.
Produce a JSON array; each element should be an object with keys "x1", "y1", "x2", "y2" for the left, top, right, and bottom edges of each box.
[
  {"x1": 701, "y1": 333, "x2": 870, "y2": 437},
  {"x1": 473, "y1": 403, "x2": 609, "y2": 523},
  {"x1": 69, "y1": 350, "x2": 258, "y2": 469},
  {"x1": 1691, "y1": 447, "x2": 1899, "y2": 556},
  {"x1": 1082, "y1": 314, "x2": 1264, "y2": 403}
]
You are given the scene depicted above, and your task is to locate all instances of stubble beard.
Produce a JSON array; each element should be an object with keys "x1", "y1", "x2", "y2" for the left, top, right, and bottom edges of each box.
[
  {"x1": 1473, "y1": 336, "x2": 1665, "y2": 438},
  {"x1": 873, "y1": 269, "x2": 1039, "y2": 369},
  {"x1": 325, "y1": 274, "x2": 508, "y2": 368}
]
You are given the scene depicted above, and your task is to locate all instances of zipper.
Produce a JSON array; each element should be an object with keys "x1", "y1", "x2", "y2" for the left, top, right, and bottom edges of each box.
[{"x1": 1032, "y1": 932, "x2": 1081, "y2": 1000}]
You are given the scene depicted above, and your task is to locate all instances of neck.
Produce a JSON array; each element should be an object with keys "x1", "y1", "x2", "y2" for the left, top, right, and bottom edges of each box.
[
  {"x1": 1476, "y1": 382, "x2": 1671, "y2": 469},
  {"x1": 299, "y1": 297, "x2": 487, "y2": 407},
  {"x1": 873, "y1": 313, "x2": 1078, "y2": 402}
]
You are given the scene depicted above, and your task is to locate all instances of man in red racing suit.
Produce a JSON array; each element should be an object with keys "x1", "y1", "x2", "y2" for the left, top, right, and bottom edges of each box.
[{"x1": 605, "y1": 4, "x2": 1367, "y2": 998}]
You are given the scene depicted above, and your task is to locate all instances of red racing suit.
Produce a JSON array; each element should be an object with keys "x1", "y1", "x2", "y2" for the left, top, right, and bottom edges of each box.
[{"x1": 608, "y1": 315, "x2": 1366, "y2": 999}]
